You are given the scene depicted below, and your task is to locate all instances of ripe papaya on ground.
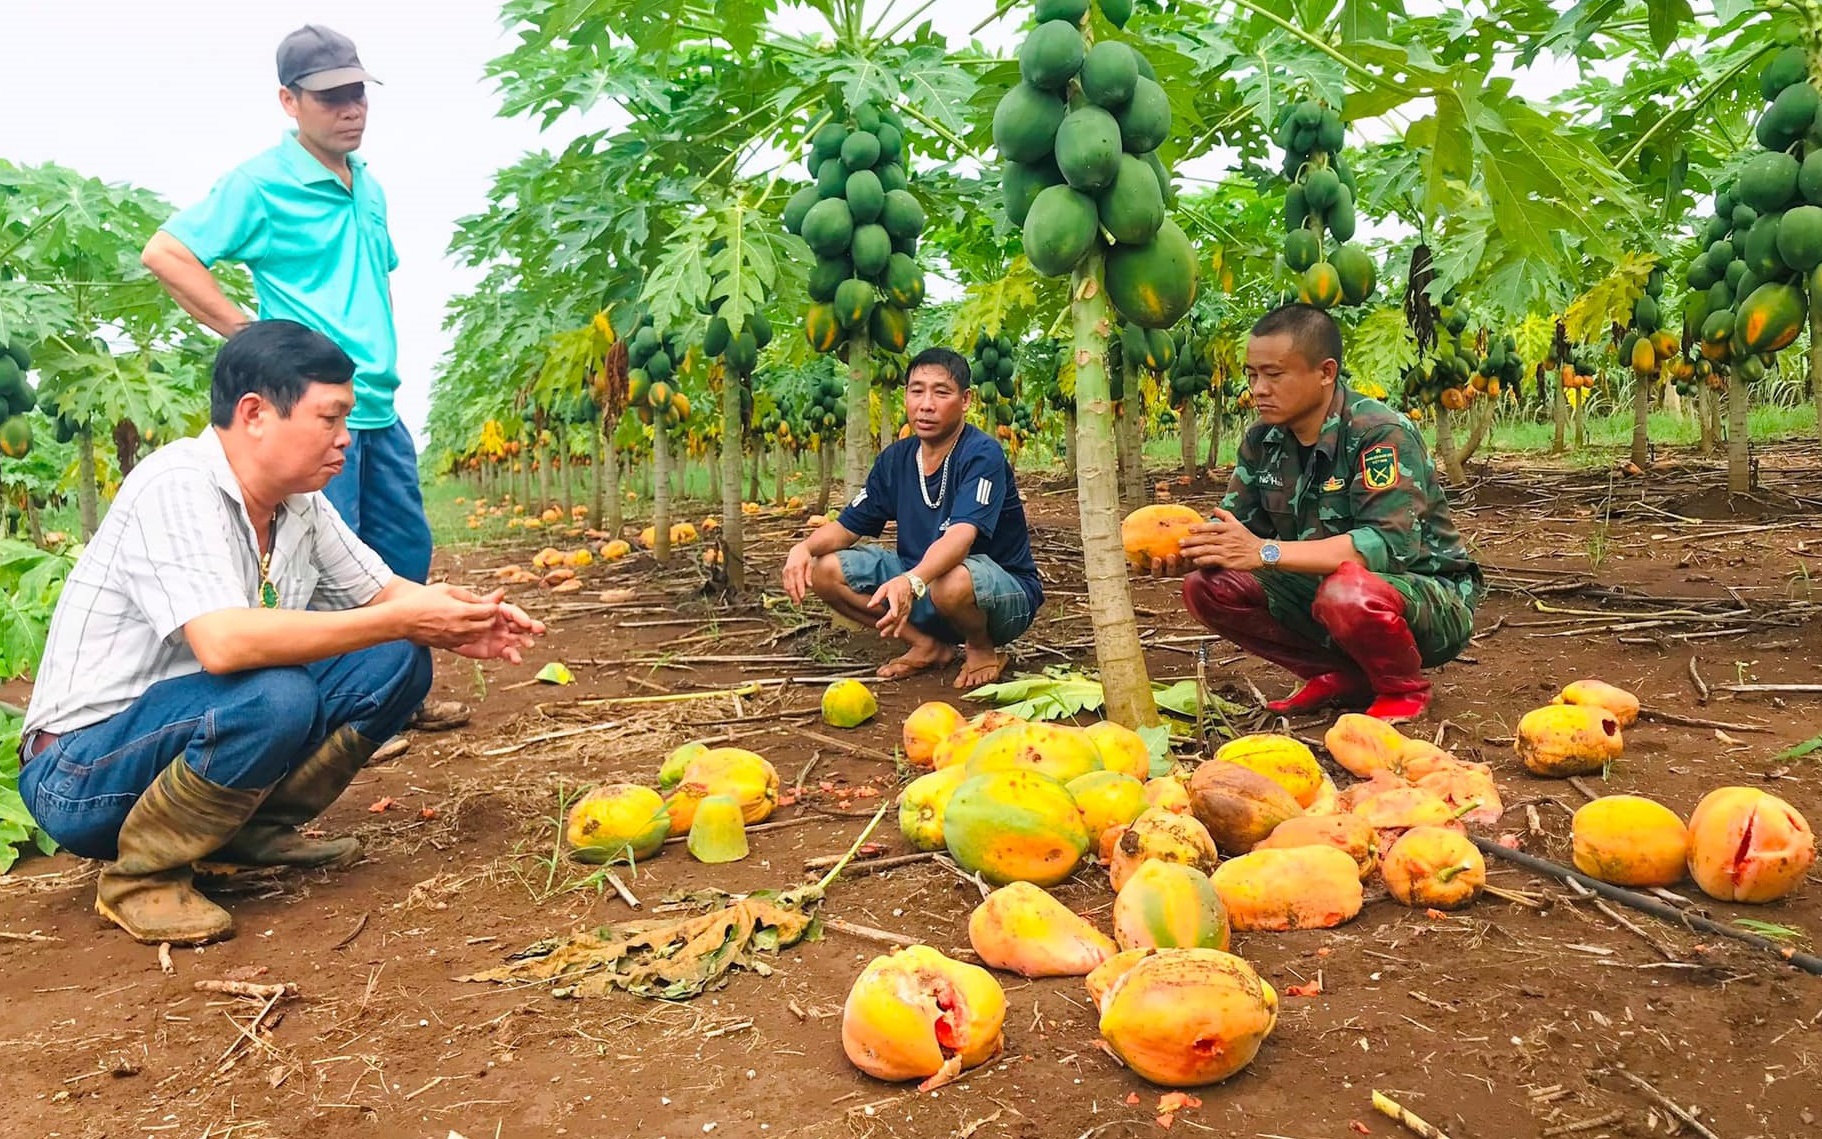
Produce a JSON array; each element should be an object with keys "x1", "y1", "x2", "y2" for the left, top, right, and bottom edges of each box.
[
  {"x1": 1105, "y1": 218, "x2": 1197, "y2": 328},
  {"x1": 1572, "y1": 795, "x2": 1688, "y2": 887}
]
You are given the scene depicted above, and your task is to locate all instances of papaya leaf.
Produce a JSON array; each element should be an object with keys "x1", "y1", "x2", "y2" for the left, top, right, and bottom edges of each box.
[
  {"x1": 1777, "y1": 735, "x2": 1822, "y2": 761},
  {"x1": 948, "y1": 257, "x2": 1043, "y2": 348},
  {"x1": 965, "y1": 669, "x2": 1107, "y2": 722},
  {"x1": 1138, "y1": 725, "x2": 1174, "y2": 778},
  {"x1": 1564, "y1": 253, "x2": 1657, "y2": 345}
]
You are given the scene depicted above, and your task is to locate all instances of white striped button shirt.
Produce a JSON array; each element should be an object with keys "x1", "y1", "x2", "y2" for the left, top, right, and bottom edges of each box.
[{"x1": 24, "y1": 428, "x2": 393, "y2": 736}]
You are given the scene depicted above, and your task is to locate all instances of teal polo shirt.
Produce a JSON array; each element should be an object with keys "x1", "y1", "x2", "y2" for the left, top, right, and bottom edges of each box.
[{"x1": 163, "y1": 133, "x2": 402, "y2": 430}]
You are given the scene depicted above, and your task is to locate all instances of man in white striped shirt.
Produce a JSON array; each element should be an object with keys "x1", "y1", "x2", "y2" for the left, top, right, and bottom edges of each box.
[{"x1": 19, "y1": 321, "x2": 543, "y2": 946}]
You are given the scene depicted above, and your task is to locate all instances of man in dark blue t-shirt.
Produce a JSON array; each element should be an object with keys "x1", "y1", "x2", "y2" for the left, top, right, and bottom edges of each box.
[{"x1": 783, "y1": 347, "x2": 1043, "y2": 689}]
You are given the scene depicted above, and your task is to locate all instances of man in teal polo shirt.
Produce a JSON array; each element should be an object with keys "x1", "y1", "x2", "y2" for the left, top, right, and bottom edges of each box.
[{"x1": 142, "y1": 25, "x2": 467, "y2": 731}]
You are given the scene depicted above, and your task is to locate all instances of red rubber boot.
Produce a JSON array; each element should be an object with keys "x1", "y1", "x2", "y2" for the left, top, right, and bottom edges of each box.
[
  {"x1": 1311, "y1": 563, "x2": 1430, "y2": 724},
  {"x1": 1183, "y1": 569, "x2": 1371, "y2": 713}
]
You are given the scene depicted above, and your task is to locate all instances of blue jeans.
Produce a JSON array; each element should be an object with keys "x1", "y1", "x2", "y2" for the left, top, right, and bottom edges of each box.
[
  {"x1": 835, "y1": 546, "x2": 1036, "y2": 647},
  {"x1": 19, "y1": 642, "x2": 431, "y2": 860},
  {"x1": 323, "y1": 420, "x2": 433, "y2": 583}
]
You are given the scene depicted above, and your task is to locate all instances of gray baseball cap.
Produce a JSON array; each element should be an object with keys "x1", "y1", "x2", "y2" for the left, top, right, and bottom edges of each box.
[{"x1": 277, "y1": 25, "x2": 382, "y2": 91}]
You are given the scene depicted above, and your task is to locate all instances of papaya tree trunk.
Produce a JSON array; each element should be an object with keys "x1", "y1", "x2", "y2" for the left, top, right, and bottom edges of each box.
[
  {"x1": 653, "y1": 428, "x2": 672, "y2": 564},
  {"x1": 845, "y1": 329, "x2": 873, "y2": 496},
  {"x1": 1727, "y1": 370, "x2": 1750, "y2": 493},
  {"x1": 1573, "y1": 390, "x2": 1589, "y2": 450},
  {"x1": 1207, "y1": 384, "x2": 1224, "y2": 474},
  {"x1": 1630, "y1": 375, "x2": 1650, "y2": 469},
  {"x1": 536, "y1": 436, "x2": 552, "y2": 514},
  {"x1": 1063, "y1": 407, "x2": 1078, "y2": 478},
  {"x1": 1071, "y1": 254, "x2": 1158, "y2": 729},
  {"x1": 20, "y1": 488, "x2": 44, "y2": 547},
  {"x1": 605, "y1": 434, "x2": 624, "y2": 535},
  {"x1": 1552, "y1": 378, "x2": 1568, "y2": 454},
  {"x1": 1698, "y1": 386, "x2": 1717, "y2": 455},
  {"x1": 816, "y1": 441, "x2": 834, "y2": 515},
  {"x1": 1178, "y1": 398, "x2": 1197, "y2": 479},
  {"x1": 720, "y1": 374, "x2": 746, "y2": 591},
  {"x1": 1435, "y1": 408, "x2": 1462, "y2": 485},
  {"x1": 76, "y1": 424, "x2": 100, "y2": 538},
  {"x1": 747, "y1": 450, "x2": 761, "y2": 503},
  {"x1": 775, "y1": 445, "x2": 789, "y2": 508},
  {"x1": 1116, "y1": 364, "x2": 1146, "y2": 512},
  {"x1": 1810, "y1": 292, "x2": 1822, "y2": 448},
  {"x1": 555, "y1": 424, "x2": 574, "y2": 521},
  {"x1": 590, "y1": 421, "x2": 605, "y2": 526},
  {"x1": 878, "y1": 391, "x2": 895, "y2": 454}
]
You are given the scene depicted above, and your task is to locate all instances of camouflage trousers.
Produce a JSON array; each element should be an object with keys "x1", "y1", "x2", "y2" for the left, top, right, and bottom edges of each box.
[{"x1": 1254, "y1": 567, "x2": 1480, "y2": 669}]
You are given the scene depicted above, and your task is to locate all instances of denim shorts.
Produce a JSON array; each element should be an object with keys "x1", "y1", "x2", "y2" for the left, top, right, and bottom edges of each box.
[{"x1": 835, "y1": 546, "x2": 1035, "y2": 647}]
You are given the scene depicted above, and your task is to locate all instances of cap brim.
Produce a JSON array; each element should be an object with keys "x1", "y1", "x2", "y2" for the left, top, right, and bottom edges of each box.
[{"x1": 295, "y1": 67, "x2": 381, "y2": 91}]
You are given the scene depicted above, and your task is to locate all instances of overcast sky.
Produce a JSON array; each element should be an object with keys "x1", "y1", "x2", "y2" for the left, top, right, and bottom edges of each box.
[{"x1": 3, "y1": 2, "x2": 1584, "y2": 442}]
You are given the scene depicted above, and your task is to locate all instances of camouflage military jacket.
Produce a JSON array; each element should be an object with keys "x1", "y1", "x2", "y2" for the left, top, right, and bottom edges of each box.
[{"x1": 1221, "y1": 386, "x2": 1481, "y2": 594}]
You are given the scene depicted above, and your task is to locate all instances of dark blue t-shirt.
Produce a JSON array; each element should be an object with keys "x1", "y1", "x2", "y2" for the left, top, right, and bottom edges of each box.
[{"x1": 837, "y1": 425, "x2": 1044, "y2": 611}]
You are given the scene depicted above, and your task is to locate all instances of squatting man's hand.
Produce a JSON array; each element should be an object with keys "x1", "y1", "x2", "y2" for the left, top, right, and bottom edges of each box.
[
  {"x1": 1151, "y1": 508, "x2": 1266, "y2": 577},
  {"x1": 869, "y1": 574, "x2": 917, "y2": 639},
  {"x1": 782, "y1": 542, "x2": 815, "y2": 605},
  {"x1": 401, "y1": 583, "x2": 545, "y2": 663}
]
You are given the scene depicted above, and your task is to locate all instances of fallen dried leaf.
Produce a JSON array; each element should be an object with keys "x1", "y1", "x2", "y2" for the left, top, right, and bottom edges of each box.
[
  {"x1": 368, "y1": 797, "x2": 398, "y2": 813},
  {"x1": 1349, "y1": 1122, "x2": 1372, "y2": 1135},
  {"x1": 1285, "y1": 979, "x2": 1324, "y2": 998},
  {"x1": 1125, "y1": 1093, "x2": 1141, "y2": 1106},
  {"x1": 419, "y1": 807, "x2": 438, "y2": 821}
]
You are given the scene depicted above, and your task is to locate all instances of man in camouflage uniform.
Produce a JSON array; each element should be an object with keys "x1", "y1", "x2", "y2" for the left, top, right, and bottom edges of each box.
[{"x1": 1165, "y1": 304, "x2": 1481, "y2": 723}]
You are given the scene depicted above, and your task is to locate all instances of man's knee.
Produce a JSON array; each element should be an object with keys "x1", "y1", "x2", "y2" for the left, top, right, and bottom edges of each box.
[
  {"x1": 199, "y1": 667, "x2": 325, "y2": 788},
  {"x1": 382, "y1": 642, "x2": 434, "y2": 712},
  {"x1": 1312, "y1": 562, "x2": 1401, "y2": 628},
  {"x1": 1182, "y1": 568, "x2": 1266, "y2": 629},
  {"x1": 808, "y1": 553, "x2": 851, "y2": 598},
  {"x1": 928, "y1": 564, "x2": 974, "y2": 612}
]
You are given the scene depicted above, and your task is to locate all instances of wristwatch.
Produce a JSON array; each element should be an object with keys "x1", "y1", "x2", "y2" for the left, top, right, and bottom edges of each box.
[
  {"x1": 904, "y1": 572, "x2": 928, "y2": 600},
  {"x1": 1259, "y1": 542, "x2": 1282, "y2": 567}
]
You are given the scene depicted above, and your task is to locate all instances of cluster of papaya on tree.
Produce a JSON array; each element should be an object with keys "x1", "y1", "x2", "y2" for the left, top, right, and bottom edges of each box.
[
  {"x1": 0, "y1": 337, "x2": 37, "y2": 459},
  {"x1": 1162, "y1": 322, "x2": 1211, "y2": 408},
  {"x1": 702, "y1": 300, "x2": 773, "y2": 382},
  {"x1": 784, "y1": 98, "x2": 927, "y2": 358},
  {"x1": 799, "y1": 373, "x2": 849, "y2": 448},
  {"x1": 1685, "y1": 40, "x2": 1822, "y2": 387},
  {"x1": 969, "y1": 331, "x2": 1025, "y2": 442},
  {"x1": 1274, "y1": 97, "x2": 1375, "y2": 310},
  {"x1": 1546, "y1": 347, "x2": 1602, "y2": 400},
  {"x1": 1619, "y1": 268, "x2": 1695, "y2": 390},
  {"x1": 1399, "y1": 298, "x2": 1517, "y2": 416},
  {"x1": 995, "y1": 0, "x2": 1196, "y2": 329},
  {"x1": 623, "y1": 309, "x2": 693, "y2": 428}
]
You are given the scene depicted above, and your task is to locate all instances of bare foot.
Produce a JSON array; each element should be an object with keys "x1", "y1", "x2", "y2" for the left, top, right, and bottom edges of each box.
[
  {"x1": 878, "y1": 642, "x2": 952, "y2": 680},
  {"x1": 954, "y1": 645, "x2": 1008, "y2": 690}
]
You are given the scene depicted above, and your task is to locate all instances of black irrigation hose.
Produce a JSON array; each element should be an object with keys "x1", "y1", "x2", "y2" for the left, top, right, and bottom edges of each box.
[{"x1": 1470, "y1": 836, "x2": 1822, "y2": 977}]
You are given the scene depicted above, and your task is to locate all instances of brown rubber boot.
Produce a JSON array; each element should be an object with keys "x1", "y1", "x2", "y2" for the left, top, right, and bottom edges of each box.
[
  {"x1": 95, "y1": 762, "x2": 263, "y2": 945},
  {"x1": 213, "y1": 726, "x2": 378, "y2": 868}
]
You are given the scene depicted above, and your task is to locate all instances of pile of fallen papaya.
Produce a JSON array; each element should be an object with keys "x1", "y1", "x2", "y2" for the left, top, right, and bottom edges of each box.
[{"x1": 837, "y1": 677, "x2": 1817, "y2": 1091}]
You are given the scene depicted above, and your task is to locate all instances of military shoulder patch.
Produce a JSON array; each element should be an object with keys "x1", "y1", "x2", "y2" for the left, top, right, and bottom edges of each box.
[{"x1": 1361, "y1": 443, "x2": 1398, "y2": 491}]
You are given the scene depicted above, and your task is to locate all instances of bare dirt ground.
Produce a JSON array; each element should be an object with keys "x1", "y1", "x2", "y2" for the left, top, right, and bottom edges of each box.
[{"x1": 4, "y1": 441, "x2": 1821, "y2": 1139}]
